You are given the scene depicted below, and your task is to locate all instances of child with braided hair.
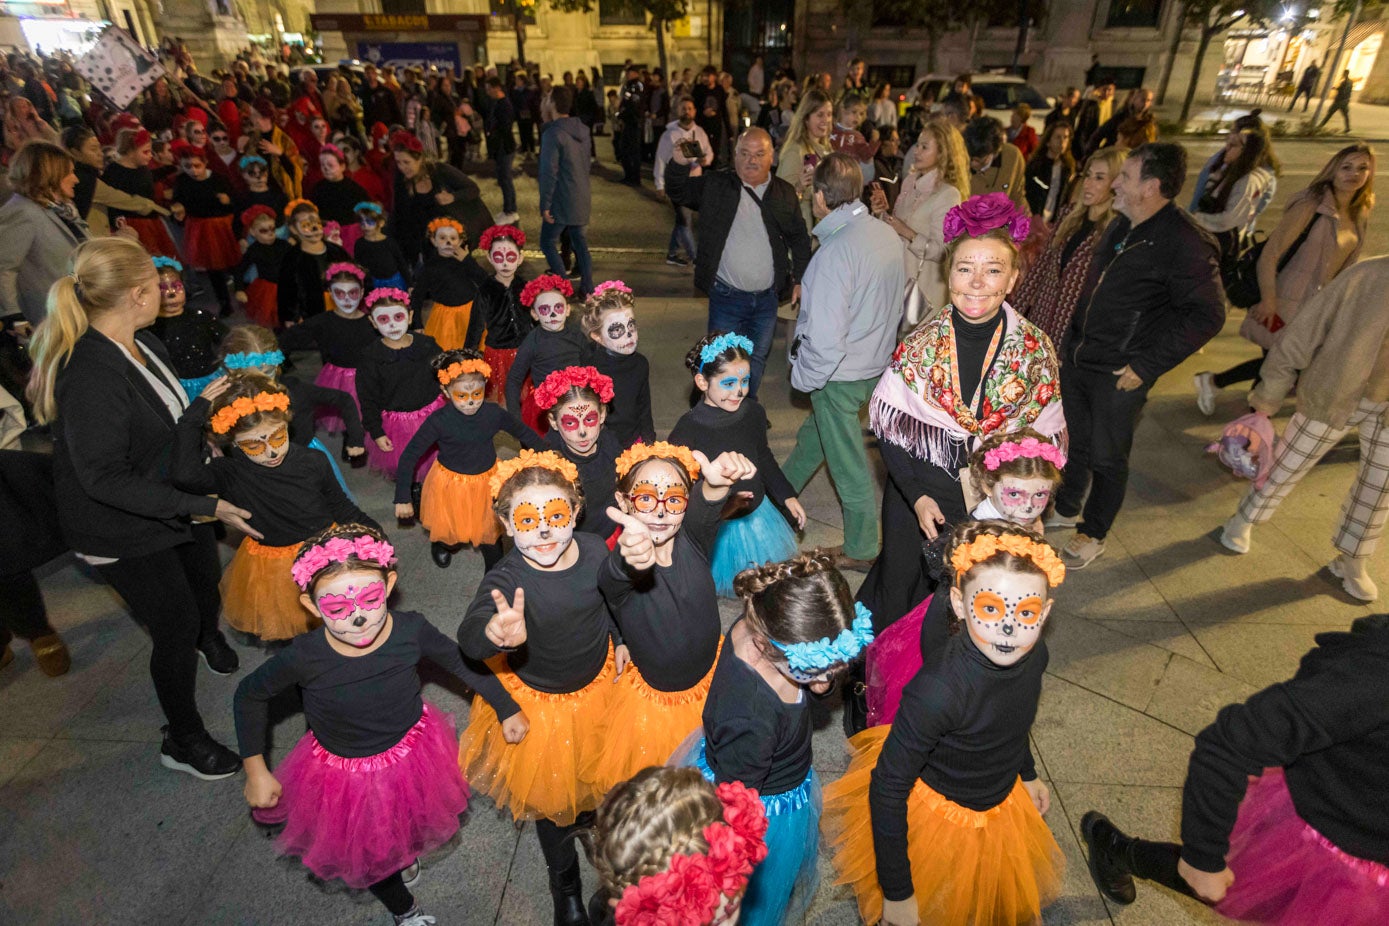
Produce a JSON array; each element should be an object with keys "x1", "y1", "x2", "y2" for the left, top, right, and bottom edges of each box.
[
  {"x1": 278, "y1": 261, "x2": 376, "y2": 440},
  {"x1": 505, "y1": 270, "x2": 588, "y2": 434},
  {"x1": 822, "y1": 521, "x2": 1066, "y2": 926},
  {"x1": 469, "y1": 225, "x2": 535, "y2": 401},
  {"x1": 536, "y1": 365, "x2": 624, "y2": 541},
  {"x1": 581, "y1": 281, "x2": 655, "y2": 447},
  {"x1": 234, "y1": 205, "x2": 291, "y2": 329},
  {"x1": 415, "y1": 216, "x2": 489, "y2": 350}
]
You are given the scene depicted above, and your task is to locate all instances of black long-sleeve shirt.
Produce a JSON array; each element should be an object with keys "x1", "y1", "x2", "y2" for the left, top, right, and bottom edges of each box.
[
  {"x1": 413, "y1": 253, "x2": 487, "y2": 312},
  {"x1": 235, "y1": 610, "x2": 518, "y2": 759},
  {"x1": 278, "y1": 310, "x2": 377, "y2": 368},
  {"x1": 356, "y1": 334, "x2": 443, "y2": 438},
  {"x1": 542, "y1": 429, "x2": 621, "y2": 537},
  {"x1": 505, "y1": 322, "x2": 589, "y2": 414},
  {"x1": 355, "y1": 236, "x2": 413, "y2": 287},
  {"x1": 668, "y1": 399, "x2": 795, "y2": 516},
  {"x1": 282, "y1": 374, "x2": 364, "y2": 448},
  {"x1": 236, "y1": 238, "x2": 290, "y2": 288},
  {"x1": 458, "y1": 532, "x2": 618, "y2": 694},
  {"x1": 278, "y1": 243, "x2": 352, "y2": 326},
  {"x1": 702, "y1": 624, "x2": 813, "y2": 796},
  {"x1": 471, "y1": 276, "x2": 534, "y2": 351},
  {"x1": 394, "y1": 402, "x2": 543, "y2": 503},
  {"x1": 150, "y1": 310, "x2": 227, "y2": 379},
  {"x1": 172, "y1": 172, "x2": 235, "y2": 217},
  {"x1": 102, "y1": 162, "x2": 159, "y2": 225},
  {"x1": 1180, "y1": 614, "x2": 1389, "y2": 872},
  {"x1": 309, "y1": 176, "x2": 371, "y2": 226},
  {"x1": 598, "y1": 489, "x2": 721, "y2": 692},
  {"x1": 589, "y1": 347, "x2": 654, "y2": 446},
  {"x1": 869, "y1": 632, "x2": 1045, "y2": 901}
]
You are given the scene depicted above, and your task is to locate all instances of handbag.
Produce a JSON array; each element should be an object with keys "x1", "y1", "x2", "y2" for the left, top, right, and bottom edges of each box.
[
  {"x1": 1224, "y1": 213, "x2": 1320, "y2": 309},
  {"x1": 901, "y1": 247, "x2": 934, "y2": 329}
]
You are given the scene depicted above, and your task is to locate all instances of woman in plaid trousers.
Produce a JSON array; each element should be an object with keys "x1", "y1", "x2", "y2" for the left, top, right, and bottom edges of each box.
[{"x1": 1221, "y1": 255, "x2": 1389, "y2": 601}]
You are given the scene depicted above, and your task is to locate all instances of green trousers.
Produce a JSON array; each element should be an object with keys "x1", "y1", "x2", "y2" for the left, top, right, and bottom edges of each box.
[{"x1": 782, "y1": 376, "x2": 880, "y2": 560}]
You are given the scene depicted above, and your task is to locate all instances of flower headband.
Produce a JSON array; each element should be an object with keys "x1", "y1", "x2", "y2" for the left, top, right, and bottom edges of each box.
[
  {"x1": 210, "y1": 392, "x2": 291, "y2": 434},
  {"x1": 592, "y1": 279, "x2": 632, "y2": 299},
  {"x1": 427, "y1": 216, "x2": 465, "y2": 238},
  {"x1": 319, "y1": 142, "x2": 344, "y2": 162},
  {"x1": 613, "y1": 780, "x2": 769, "y2": 926},
  {"x1": 770, "y1": 602, "x2": 875, "y2": 673},
  {"x1": 615, "y1": 441, "x2": 701, "y2": 481},
  {"x1": 354, "y1": 201, "x2": 384, "y2": 216},
  {"x1": 222, "y1": 350, "x2": 284, "y2": 370},
  {"x1": 983, "y1": 437, "x2": 1067, "y2": 472},
  {"x1": 437, "y1": 359, "x2": 492, "y2": 385},
  {"x1": 534, "y1": 366, "x2": 614, "y2": 410},
  {"x1": 238, "y1": 154, "x2": 267, "y2": 171},
  {"x1": 240, "y1": 204, "x2": 276, "y2": 227},
  {"x1": 284, "y1": 198, "x2": 316, "y2": 218},
  {"x1": 699, "y1": 333, "x2": 755, "y2": 370},
  {"x1": 942, "y1": 192, "x2": 1031, "y2": 244},
  {"x1": 152, "y1": 256, "x2": 183, "y2": 273},
  {"x1": 291, "y1": 534, "x2": 398, "y2": 590},
  {"x1": 325, "y1": 262, "x2": 366, "y2": 284},
  {"x1": 520, "y1": 273, "x2": 574, "y2": 308},
  {"x1": 479, "y1": 224, "x2": 526, "y2": 250},
  {"x1": 489, "y1": 450, "x2": 580, "y2": 499},
  {"x1": 951, "y1": 534, "x2": 1066, "y2": 588},
  {"x1": 365, "y1": 287, "x2": 410, "y2": 310},
  {"x1": 389, "y1": 129, "x2": 423, "y2": 154}
]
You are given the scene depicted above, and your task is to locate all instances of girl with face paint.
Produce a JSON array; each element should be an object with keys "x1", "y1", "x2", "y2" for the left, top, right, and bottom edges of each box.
[
  {"x1": 169, "y1": 140, "x2": 240, "y2": 317},
  {"x1": 105, "y1": 127, "x2": 182, "y2": 259},
  {"x1": 147, "y1": 256, "x2": 229, "y2": 402},
  {"x1": 579, "y1": 282, "x2": 656, "y2": 446},
  {"x1": 234, "y1": 205, "x2": 292, "y2": 330},
  {"x1": 823, "y1": 522, "x2": 1065, "y2": 926},
  {"x1": 681, "y1": 550, "x2": 871, "y2": 926},
  {"x1": 458, "y1": 451, "x2": 629, "y2": 926},
  {"x1": 471, "y1": 229, "x2": 538, "y2": 404},
  {"x1": 395, "y1": 349, "x2": 545, "y2": 570},
  {"x1": 668, "y1": 331, "x2": 807, "y2": 598},
  {"x1": 235, "y1": 523, "x2": 526, "y2": 925},
  {"x1": 504, "y1": 269, "x2": 590, "y2": 436},
  {"x1": 307, "y1": 144, "x2": 370, "y2": 252},
  {"x1": 276, "y1": 200, "x2": 351, "y2": 326},
  {"x1": 415, "y1": 217, "x2": 489, "y2": 351},
  {"x1": 536, "y1": 366, "x2": 623, "y2": 541},
  {"x1": 169, "y1": 373, "x2": 380, "y2": 641},
  {"x1": 233, "y1": 154, "x2": 289, "y2": 224},
  {"x1": 352, "y1": 201, "x2": 412, "y2": 292}
]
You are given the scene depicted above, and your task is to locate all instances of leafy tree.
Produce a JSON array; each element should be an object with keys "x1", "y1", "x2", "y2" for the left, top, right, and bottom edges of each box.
[
  {"x1": 1176, "y1": 0, "x2": 1270, "y2": 122},
  {"x1": 550, "y1": 0, "x2": 689, "y2": 77}
]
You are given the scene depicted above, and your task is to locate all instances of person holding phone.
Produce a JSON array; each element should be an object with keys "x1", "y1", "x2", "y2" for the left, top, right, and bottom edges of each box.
[
  {"x1": 654, "y1": 96, "x2": 713, "y2": 267},
  {"x1": 776, "y1": 88, "x2": 835, "y2": 233}
]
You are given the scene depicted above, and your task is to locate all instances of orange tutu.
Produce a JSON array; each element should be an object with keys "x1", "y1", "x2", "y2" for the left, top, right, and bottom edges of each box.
[
  {"x1": 459, "y1": 643, "x2": 616, "y2": 825},
  {"x1": 821, "y1": 726, "x2": 1063, "y2": 926},
  {"x1": 420, "y1": 461, "x2": 501, "y2": 546},
  {"x1": 423, "y1": 301, "x2": 473, "y2": 352},
  {"x1": 218, "y1": 537, "x2": 321, "y2": 640},
  {"x1": 593, "y1": 638, "x2": 722, "y2": 786}
]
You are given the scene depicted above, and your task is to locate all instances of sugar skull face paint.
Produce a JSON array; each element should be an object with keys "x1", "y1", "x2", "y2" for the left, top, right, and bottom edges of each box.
[
  {"x1": 432, "y1": 226, "x2": 461, "y2": 258},
  {"x1": 250, "y1": 217, "x2": 278, "y2": 246},
  {"x1": 552, "y1": 399, "x2": 604, "y2": 456},
  {"x1": 329, "y1": 280, "x2": 363, "y2": 315},
  {"x1": 233, "y1": 421, "x2": 290, "y2": 468},
  {"x1": 158, "y1": 271, "x2": 186, "y2": 317},
  {"x1": 617, "y1": 459, "x2": 688, "y2": 547},
  {"x1": 489, "y1": 240, "x2": 521, "y2": 278},
  {"x1": 950, "y1": 564, "x2": 1051, "y2": 667},
  {"x1": 531, "y1": 291, "x2": 569, "y2": 332},
  {"x1": 446, "y1": 375, "x2": 487, "y2": 415},
  {"x1": 310, "y1": 570, "x2": 392, "y2": 649},
  {"x1": 596, "y1": 309, "x2": 638, "y2": 354},
  {"x1": 505, "y1": 485, "x2": 577, "y2": 567},
  {"x1": 989, "y1": 476, "x2": 1054, "y2": 525},
  {"x1": 701, "y1": 358, "x2": 751, "y2": 413},
  {"x1": 370, "y1": 305, "x2": 411, "y2": 341},
  {"x1": 293, "y1": 213, "x2": 323, "y2": 244}
]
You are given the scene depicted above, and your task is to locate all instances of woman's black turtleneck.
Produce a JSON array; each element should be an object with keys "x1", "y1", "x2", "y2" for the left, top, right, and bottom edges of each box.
[{"x1": 953, "y1": 307, "x2": 1005, "y2": 412}]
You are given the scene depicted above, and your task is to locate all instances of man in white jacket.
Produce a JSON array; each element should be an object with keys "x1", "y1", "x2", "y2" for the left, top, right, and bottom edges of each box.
[{"x1": 654, "y1": 96, "x2": 712, "y2": 266}]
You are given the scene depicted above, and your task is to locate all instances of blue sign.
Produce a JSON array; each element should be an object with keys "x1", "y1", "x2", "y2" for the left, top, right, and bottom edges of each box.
[{"x1": 357, "y1": 42, "x2": 461, "y2": 75}]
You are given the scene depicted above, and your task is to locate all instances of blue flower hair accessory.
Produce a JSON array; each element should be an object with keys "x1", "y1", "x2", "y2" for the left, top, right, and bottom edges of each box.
[
  {"x1": 223, "y1": 350, "x2": 285, "y2": 370},
  {"x1": 699, "y1": 332, "x2": 755, "y2": 370},
  {"x1": 771, "y1": 602, "x2": 876, "y2": 674},
  {"x1": 152, "y1": 256, "x2": 183, "y2": 273},
  {"x1": 238, "y1": 154, "x2": 268, "y2": 170},
  {"x1": 354, "y1": 201, "x2": 384, "y2": 216}
]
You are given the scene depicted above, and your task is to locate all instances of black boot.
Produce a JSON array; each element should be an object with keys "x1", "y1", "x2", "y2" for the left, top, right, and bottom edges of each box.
[
  {"x1": 842, "y1": 659, "x2": 869, "y2": 737},
  {"x1": 431, "y1": 542, "x2": 453, "y2": 568},
  {"x1": 1081, "y1": 811, "x2": 1138, "y2": 905},
  {"x1": 410, "y1": 481, "x2": 423, "y2": 512},
  {"x1": 547, "y1": 856, "x2": 589, "y2": 926}
]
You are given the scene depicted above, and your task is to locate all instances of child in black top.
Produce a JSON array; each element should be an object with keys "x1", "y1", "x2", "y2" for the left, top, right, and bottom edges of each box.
[
  {"x1": 354, "y1": 201, "x2": 411, "y2": 291},
  {"x1": 579, "y1": 281, "x2": 654, "y2": 446},
  {"x1": 278, "y1": 200, "x2": 351, "y2": 325},
  {"x1": 148, "y1": 256, "x2": 227, "y2": 401},
  {"x1": 535, "y1": 366, "x2": 623, "y2": 541},
  {"x1": 171, "y1": 372, "x2": 377, "y2": 641},
  {"x1": 279, "y1": 262, "x2": 376, "y2": 440},
  {"x1": 105, "y1": 128, "x2": 180, "y2": 259},
  {"x1": 234, "y1": 154, "x2": 288, "y2": 225},
  {"x1": 669, "y1": 332, "x2": 805, "y2": 597},
  {"x1": 506, "y1": 273, "x2": 588, "y2": 435},
  {"x1": 395, "y1": 349, "x2": 544, "y2": 570},
  {"x1": 169, "y1": 142, "x2": 239, "y2": 316},
  {"x1": 235, "y1": 205, "x2": 291, "y2": 330},
  {"x1": 470, "y1": 225, "x2": 534, "y2": 401},
  {"x1": 357, "y1": 288, "x2": 446, "y2": 483},
  {"x1": 415, "y1": 217, "x2": 488, "y2": 351},
  {"x1": 236, "y1": 522, "x2": 527, "y2": 925},
  {"x1": 822, "y1": 522, "x2": 1064, "y2": 926},
  {"x1": 308, "y1": 144, "x2": 370, "y2": 250}
]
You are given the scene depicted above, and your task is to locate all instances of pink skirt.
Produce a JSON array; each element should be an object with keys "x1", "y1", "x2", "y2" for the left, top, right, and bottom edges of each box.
[
  {"x1": 368, "y1": 395, "x2": 444, "y2": 480},
  {"x1": 251, "y1": 702, "x2": 470, "y2": 889},
  {"x1": 313, "y1": 363, "x2": 359, "y2": 435},
  {"x1": 865, "y1": 594, "x2": 931, "y2": 727},
  {"x1": 1215, "y1": 767, "x2": 1389, "y2": 925}
]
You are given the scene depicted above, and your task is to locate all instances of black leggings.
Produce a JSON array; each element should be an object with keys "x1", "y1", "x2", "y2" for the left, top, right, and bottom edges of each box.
[
  {"x1": 1127, "y1": 838, "x2": 1200, "y2": 900},
  {"x1": 0, "y1": 571, "x2": 56, "y2": 650},
  {"x1": 369, "y1": 869, "x2": 415, "y2": 916},
  {"x1": 1212, "y1": 350, "x2": 1269, "y2": 390},
  {"x1": 205, "y1": 270, "x2": 233, "y2": 314},
  {"x1": 94, "y1": 524, "x2": 223, "y2": 737},
  {"x1": 535, "y1": 812, "x2": 594, "y2": 872}
]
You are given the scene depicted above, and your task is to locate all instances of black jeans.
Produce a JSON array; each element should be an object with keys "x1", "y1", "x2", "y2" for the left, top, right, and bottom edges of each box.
[
  {"x1": 1054, "y1": 365, "x2": 1152, "y2": 541},
  {"x1": 0, "y1": 571, "x2": 56, "y2": 650},
  {"x1": 1213, "y1": 349, "x2": 1268, "y2": 390},
  {"x1": 94, "y1": 524, "x2": 223, "y2": 737}
]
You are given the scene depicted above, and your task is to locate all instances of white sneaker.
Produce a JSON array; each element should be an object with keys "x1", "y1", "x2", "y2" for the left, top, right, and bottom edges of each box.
[
  {"x1": 1062, "y1": 534, "x2": 1105, "y2": 568},
  {"x1": 391, "y1": 908, "x2": 436, "y2": 926},
  {"x1": 496, "y1": 212, "x2": 520, "y2": 225},
  {"x1": 1220, "y1": 514, "x2": 1252, "y2": 554},
  {"x1": 1045, "y1": 511, "x2": 1079, "y2": 529},
  {"x1": 1329, "y1": 555, "x2": 1378, "y2": 601},
  {"x1": 402, "y1": 860, "x2": 420, "y2": 885},
  {"x1": 1194, "y1": 372, "x2": 1217, "y2": 416}
]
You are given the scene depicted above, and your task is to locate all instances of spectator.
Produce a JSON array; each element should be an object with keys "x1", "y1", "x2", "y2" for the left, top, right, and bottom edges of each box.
[
  {"x1": 1007, "y1": 103, "x2": 1038, "y2": 160},
  {"x1": 616, "y1": 66, "x2": 646, "y2": 185},
  {"x1": 360, "y1": 63, "x2": 403, "y2": 128},
  {"x1": 665, "y1": 128, "x2": 811, "y2": 398},
  {"x1": 483, "y1": 76, "x2": 520, "y2": 225},
  {"x1": 1046, "y1": 86, "x2": 1083, "y2": 129},
  {"x1": 868, "y1": 82, "x2": 898, "y2": 128},
  {"x1": 1289, "y1": 59, "x2": 1320, "y2": 112},
  {"x1": 654, "y1": 95, "x2": 713, "y2": 267},
  {"x1": 841, "y1": 58, "x2": 868, "y2": 98},
  {"x1": 573, "y1": 72, "x2": 602, "y2": 149},
  {"x1": 1320, "y1": 70, "x2": 1355, "y2": 134},
  {"x1": 1088, "y1": 88, "x2": 1156, "y2": 154},
  {"x1": 1190, "y1": 128, "x2": 1276, "y2": 266},
  {"x1": 389, "y1": 133, "x2": 493, "y2": 265},
  {"x1": 719, "y1": 71, "x2": 743, "y2": 158},
  {"x1": 510, "y1": 70, "x2": 537, "y2": 157},
  {"x1": 3, "y1": 96, "x2": 59, "y2": 158},
  {"x1": 1071, "y1": 81, "x2": 1115, "y2": 160},
  {"x1": 776, "y1": 87, "x2": 835, "y2": 232},
  {"x1": 245, "y1": 100, "x2": 302, "y2": 200},
  {"x1": 62, "y1": 125, "x2": 167, "y2": 239},
  {"x1": 0, "y1": 141, "x2": 88, "y2": 326},
  {"x1": 1052, "y1": 143, "x2": 1225, "y2": 567},
  {"x1": 140, "y1": 77, "x2": 178, "y2": 134},
  {"x1": 538, "y1": 86, "x2": 594, "y2": 296},
  {"x1": 1024, "y1": 121, "x2": 1077, "y2": 222},
  {"x1": 747, "y1": 55, "x2": 765, "y2": 98},
  {"x1": 964, "y1": 116, "x2": 1028, "y2": 212}
]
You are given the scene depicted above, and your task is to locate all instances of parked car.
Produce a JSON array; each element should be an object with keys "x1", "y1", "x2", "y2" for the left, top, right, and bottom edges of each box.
[{"x1": 910, "y1": 73, "x2": 1053, "y2": 127}]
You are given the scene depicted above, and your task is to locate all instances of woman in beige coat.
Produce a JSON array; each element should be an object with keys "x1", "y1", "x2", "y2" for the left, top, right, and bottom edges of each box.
[
  {"x1": 867, "y1": 119, "x2": 970, "y2": 321},
  {"x1": 776, "y1": 87, "x2": 834, "y2": 233}
]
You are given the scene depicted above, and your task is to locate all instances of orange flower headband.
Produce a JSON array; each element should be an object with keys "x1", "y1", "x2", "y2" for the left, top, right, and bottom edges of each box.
[
  {"x1": 615, "y1": 441, "x2": 701, "y2": 481},
  {"x1": 210, "y1": 392, "x2": 291, "y2": 434},
  {"x1": 950, "y1": 534, "x2": 1066, "y2": 588},
  {"x1": 489, "y1": 449, "x2": 580, "y2": 499},
  {"x1": 437, "y1": 359, "x2": 492, "y2": 385},
  {"x1": 427, "y1": 217, "x2": 465, "y2": 238},
  {"x1": 284, "y1": 198, "x2": 315, "y2": 218}
]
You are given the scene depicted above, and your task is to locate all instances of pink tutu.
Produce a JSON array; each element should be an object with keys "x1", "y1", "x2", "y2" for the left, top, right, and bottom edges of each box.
[
  {"x1": 866, "y1": 594, "x2": 931, "y2": 727},
  {"x1": 252, "y1": 702, "x2": 469, "y2": 889},
  {"x1": 1215, "y1": 767, "x2": 1389, "y2": 925},
  {"x1": 313, "y1": 363, "x2": 360, "y2": 435},
  {"x1": 367, "y1": 396, "x2": 444, "y2": 480}
]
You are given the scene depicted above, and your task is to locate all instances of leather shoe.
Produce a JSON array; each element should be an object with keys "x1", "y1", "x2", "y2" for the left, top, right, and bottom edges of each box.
[
  {"x1": 548, "y1": 857, "x2": 589, "y2": 926},
  {"x1": 1081, "y1": 811, "x2": 1137, "y2": 905},
  {"x1": 431, "y1": 542, "x2": 453, "y2": 568},
  {"x1": 835, "y1": 553, "x2": 874, "y2": 573}
]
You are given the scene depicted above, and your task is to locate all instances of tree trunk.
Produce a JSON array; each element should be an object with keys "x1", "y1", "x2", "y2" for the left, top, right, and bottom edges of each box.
[
  {"x1": 968, "y1": 18, "x2": 982, "y2": 69},
  {"x1": 514, "y1": 11, "x2": 526, "y2": 66},
  {"x1": 1012, "y1": 0, "x2": 1029, "y2": 73},
  {"x1": 926, "y1": 28, "x2": 939, "y2": 73},
  {"x1": 654, "y1": 17, "x2": 669, "y2": 79},
  {"x1": 1179, "y1": 24, "x2": 1216, "y2": 123},
  {"x1": 1156, "y1": 1, "x2": 1187, "y2": 105}
]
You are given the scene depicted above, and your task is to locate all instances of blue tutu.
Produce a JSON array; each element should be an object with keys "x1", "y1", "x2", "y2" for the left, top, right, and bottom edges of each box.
[
  {"x1": 683, "y1": 736, "x2": 821, "y2": 926},
  {"x1": 373, "y1": 272, "x2": 407, "y2": 291},
  {"x1": 309, "y1": 437, "x2": 357, "y2": 504},
  {"x1": 180, "y1": 372, "x2": 220, "y2": 402},
  {"x1": 710, "y1": 496, "x2": 800, "y2": 597}
]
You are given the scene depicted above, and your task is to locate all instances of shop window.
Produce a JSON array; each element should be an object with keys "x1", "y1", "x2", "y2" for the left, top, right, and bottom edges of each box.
[
  {"x1": 600, "y1": 0, "x2": 647, "y2": 26},
  {"x1": 1106, "y1": 0, "x2": 1164, "y2": 29}
]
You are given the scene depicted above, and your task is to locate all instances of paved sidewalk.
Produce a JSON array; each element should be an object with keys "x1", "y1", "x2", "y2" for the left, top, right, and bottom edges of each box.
[{"x1": 1161, "y1": 96, "x2": 1389, "y2": 142}]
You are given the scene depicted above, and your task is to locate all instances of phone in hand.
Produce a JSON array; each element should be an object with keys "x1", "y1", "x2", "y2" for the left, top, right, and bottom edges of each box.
[
  {"x1": 803, "y1": 152, "x2": 820, "y2": 169},
  {"x1": 678, "y1": 139, "x2": 705, "y2": 160}
]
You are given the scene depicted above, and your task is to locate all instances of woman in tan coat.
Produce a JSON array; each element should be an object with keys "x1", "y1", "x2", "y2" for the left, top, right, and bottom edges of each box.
[{"x1": 776, "y1": 87, "x2": 834, "y2": 233}]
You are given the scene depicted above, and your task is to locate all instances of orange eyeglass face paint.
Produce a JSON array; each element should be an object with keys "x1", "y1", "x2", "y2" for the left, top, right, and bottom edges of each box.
[
  {"x1": 960, "y1": 564, "x2": 1051, "y2": 667},
  {"x1": 506, "y1": 485, "x2": 578, "y2": 568},
  {"x1": 235, "y1": 425, "x2": 289, "y2": 457},
  {"x1": 512, "y1": 501, "x2": 542, "y2": 532},
  {"x1": 542, "y1": 497, "x2": 574, "y2": 529}
]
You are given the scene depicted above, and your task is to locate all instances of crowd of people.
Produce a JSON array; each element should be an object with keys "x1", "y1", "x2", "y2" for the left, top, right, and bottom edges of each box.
[{"x1": 0, "y1": 40, "x2": 1387, "y2": 926}]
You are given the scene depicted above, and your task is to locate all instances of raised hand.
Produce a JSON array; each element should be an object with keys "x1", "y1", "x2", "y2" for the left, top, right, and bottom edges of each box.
[
  {"x1": 607, "y1": 507, "x2": 656, "y2": 571},
  {"x1": 693, "y1": 449, "x2": 756, "y2": 489},
  {"x1": 485, "y1": 588, "x2": 527, "y2": 649}
]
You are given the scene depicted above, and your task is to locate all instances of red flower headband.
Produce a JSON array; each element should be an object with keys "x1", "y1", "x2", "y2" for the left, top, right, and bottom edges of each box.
[
  {"x1": 325, "y1": 262, "x2": 366, "y2": 284},
  {"x1": 319, "y1": 142, "x2": 345, "y2": 162},
  {"x1": 171, "y1": 140, "x2": 205, "y2": 162},
  {"x1": 479, "y1": 224, "x2": 525, "y2": 251},
  {"x1": 613, "y1": 781, "x2": 769, "y2": 926},
  {"x1": 533, "y1": 366, "x2": 615, "y2": 410},
  {"x1": 389, "y1": 129, "x2": 423, "y2": 154},
  {"x1": 240, "y1": 204, "x2": 276, "y2": 228},
  {"x1": 520, "y1": 273, "x2": 574, "y2": 308}
]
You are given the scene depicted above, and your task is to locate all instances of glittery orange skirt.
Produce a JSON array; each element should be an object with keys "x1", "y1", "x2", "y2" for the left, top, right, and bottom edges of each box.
[
  {"x1": 422, "y1": 301, "x2": 473, "y2": 352},
  {"x1": 821, "y1": 725, "x2": 1064, "y2": 926},
  {"x1": 458, "y1": 643, "x2": 616, "y2": 825},
  {"x1": 219, "y1": 537, "x2": 321, "y2": 640},
  {"x1": 420, "y1": 460, "x2": 501, "y2": 546}
]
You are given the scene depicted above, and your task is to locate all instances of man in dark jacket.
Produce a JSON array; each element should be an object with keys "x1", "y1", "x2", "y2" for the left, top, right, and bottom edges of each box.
[
  {"x1": 616, "y1": 66, "x2": 646, "y2": 185},
  {"x1": 666, "y1": 127, "x2": 812, "y2": 398},
  {"x1": 539, "y1": 86, "x2": 594, "y2": 295},
  {"x1": 1319, "y1": 69, "x2": 1355, "y2": 134},
  {"x1": 1053, "y1": 143, "x2": 1225, "y2": 567},
  {"x1": 1290, "y1": 59, "x2": 1320, "y2": 112},
  {"x1": 484, "y1": 77, "x2": 519, "y2": 223},
  {"x1": 1071, "y1": 81, "x2": 1114, "y2": 161}
]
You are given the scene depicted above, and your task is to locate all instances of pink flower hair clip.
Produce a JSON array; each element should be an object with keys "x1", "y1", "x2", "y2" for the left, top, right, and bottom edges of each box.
[
  {"x1": 592, "y1": 280, "x2": 632, "y2": 298},
  {"x1": 291, "y1": 534, "x2": 398, "y2": 590},
  {"x1": 983, "y1": 436, "x2": 1067, "y2": 471},
  {"x1": 942, "y1": 192, "x2": 1031, "y2": 244}
]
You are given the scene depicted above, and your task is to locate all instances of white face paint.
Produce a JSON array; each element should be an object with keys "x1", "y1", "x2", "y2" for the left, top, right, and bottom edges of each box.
[
  {"x1": 329, "y1": 279, "x2": 364, "y2": 315},
  {"x1": 310, "y1": 568, "x2": 391, "y2": 649},
  {"x1": 445, "y1": 375, "x2": 487, "y2": 416},
  {"x1": 700, "y1": 358, "x2": 751, "y2": 413},
  {"x1": 596, "y1": 309, "x2": 638, "y2": 354},
  {"x1": 988, "y1": 475, "x2": 1055, "y2": 525},
  {"x1": 489, "y1": 240, "x2": 521, "y2": 278},
  {"x1": 370, "y1": 304, "x2": 411, "y2": 341},
  {"x1": 616, "y1": 459, "x2": 688, "y2": 548},
  {"x1": 505, "y1": 484, "x2": 577, "y2": 568},
  {"x1": 432, "y1": 227, "x2": 461, "y2": 258},
  {"x1": 950, "y1": 564, "x2": 1052, "y2": 667},
  {"x1": 531, "y1": 291, "x2": 569, "y2": 332},
  {"x1": 551, "y1": 397, "x2": 605, "y2": 456},
  {"x1": 232, "y1": 419, "x2": 290, "y2": 468}
]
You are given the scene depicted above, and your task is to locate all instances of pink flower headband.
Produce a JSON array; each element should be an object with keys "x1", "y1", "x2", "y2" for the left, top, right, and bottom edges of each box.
[
  {"x1": 365, "y1": 287, "x2": 410, "y2": 310},
  {"x1": 613, "y1": 780, "x2": 769, "y2": 926},
  {"x1": 942, "y1": 192, "x2": 1031, "y2": 244},
  {"x1": 291, "y1": 535, "x2": 398, "y2": 590},
  {"x1": 983, "y1": 436, "x2": 1066, "y2": 472},
  {"x1": 592, "y1": 280, "x2": 631, "y2": 298},
  {"x1": 325, "y1": 262, "x2": 366, "y2": 283}
]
